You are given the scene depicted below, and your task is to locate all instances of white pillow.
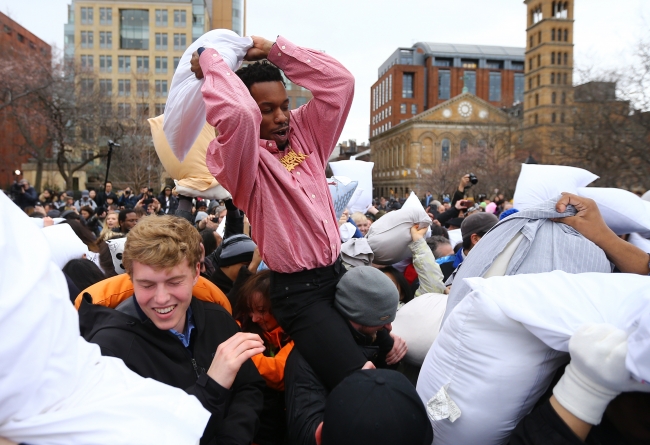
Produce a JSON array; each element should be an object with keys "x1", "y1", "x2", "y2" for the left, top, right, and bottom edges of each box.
[
  {"x1": 366, "y1": 192, "x2": 431, "y2": 265},
  {"x1": 164, "y1": 29, "x2": 252, "y2": 162},
  {"x1": 0, "y1": 192, "x2": 210, "y2": 444},
  {"x1": 42, "y1": 223, "x2": 88, "y2": 269},
  {"x1": 418, "y1": 270, "x2": 650, "y2": 445},
  {"x1": 513, "y1": 164, "x2": 598, "y2": 210},
  {"x1": 628, "y1": 232, "x2": 650, "y2": 253},
  {"x1": 329, "y1": 160, "x2": 374, "y2": 214},
  {"x1": 577, "y1": 187, "x2": 650, "y2": 235},
  {"x1": 447, "y1": 229, "x2": 462, "y2": 249},
  {"x1": 392, "y1": 292, "x2": 447, "y2": 366}
]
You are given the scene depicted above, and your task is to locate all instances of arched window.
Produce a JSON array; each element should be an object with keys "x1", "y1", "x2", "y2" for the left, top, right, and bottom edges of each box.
[
  {"x1": 560, "y1": 113, "x2": 565, "y2": 123},
  {"x1": 537, "y1": 54, "x2": 541, "y2": 67},
  {"x1": 561, "y1": 92, "x2": 566, "y2": 104},
  {"x1": 441, "y1": 139, "x2": 450, "y2": 163},
  {"x1": 534, "y1": 114, "x2": 538, "y2": 125},
  {"x1": 460, "y1": 139, "x2": 468, "y2": 155},
  {"x1": 552, "y1": 112, "x2": 557, "y2": 123},
  {"x1": 552, "y1": 92, "x2": 556, "y2": 104},
  {"x1": 551, "y1": 28, "x2": 556, "y2": 41},
  {"x1": 551, "y1": 73, "x2": 555, "y2": 84},
  {"x1": 564, "y1": 52, "x2": 568, "y2": 65},
  {"x1": 564, "y1": 29, "x2": 569, "y2": 41},
  {"x1": 538, "y1": 31, "x2": 542, "y2": 44},
  {"x1": 537, "y1": 74, "x2": 540, "y2": 87},
  {"x1": 551, "y1": 52, "x2": 556, "y2": 64},
  {"x1": 535, "y1": 93, "x2": 539, "y2": 106},
  {"x1": 564, "y1": 73, "x2": 568, "y2": 85}
]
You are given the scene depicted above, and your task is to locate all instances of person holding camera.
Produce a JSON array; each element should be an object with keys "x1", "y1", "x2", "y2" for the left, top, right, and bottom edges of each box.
[
  {"x1": 118, "y1": 187, "x2": 138, "y2": 208},
  {"x1": 13, "y1": 179, "x2": 38, "y2": 210}
]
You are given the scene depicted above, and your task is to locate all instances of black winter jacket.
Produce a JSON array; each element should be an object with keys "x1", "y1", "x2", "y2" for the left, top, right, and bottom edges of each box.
[
  {"x1": 283, "y1": 323, "x2": 395, "y2": 445},
  {"x1": 79, "y1": 294, "x2": 265, "y2": 445}
]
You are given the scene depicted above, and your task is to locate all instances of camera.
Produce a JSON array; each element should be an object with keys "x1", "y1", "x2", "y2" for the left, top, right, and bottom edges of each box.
[{"x1": 468, "y1": 173, "x2": 478, "y2": 185}]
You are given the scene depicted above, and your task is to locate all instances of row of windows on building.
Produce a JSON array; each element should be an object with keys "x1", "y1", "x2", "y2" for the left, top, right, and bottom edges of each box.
[
  {"x1": 79, "y1": 78, "x2": 169, "y2": 98},
  {"x1": 372, "y1": 74, "x2": 392, "y2": 111},
  {"x1": 528, "y1": 72, "x2": 570, "y2": 91},
  {"x1": 80, "y1": 55, "x2": 180, "y2": 74},
  {"x1": 82, "y1": 102, "x2": 165, "y2": 120},
  {"x1": 438, "y1": 70, "x2": 525, "y2": 103},
  {"x1": 529, "y1": 28, "x2": 570, "y2": 48},
  {"x1": 529, "y1": 51, "x2": 570, "y2": 71},
  {"x1": 78, "y1": 30, "x2": 187, "y2": 51},
  {"x1": 529, "y1": 91, "x2": 568, "y2": 108},
  {"x1": 372, "y1": 122, "x2": 393, "y2": 137},
  {"x1": 375, "y1": 138, "x2": 487, "y2": 169},
  {"x1": 529, "y1": 112, "x2": 566, "y2": 125},
  {"x1": 2, "y1": 23, "x2": 48, "y2": 54},
  {"x1": 531, "y1": 1, "x2": 569, "y2": 25},
  {"x1": 373, "y1": 103, "x2": 421, "y2": 126},
  {"x1": 80, "y1": 7, "x2": 188, "y2": 28}
]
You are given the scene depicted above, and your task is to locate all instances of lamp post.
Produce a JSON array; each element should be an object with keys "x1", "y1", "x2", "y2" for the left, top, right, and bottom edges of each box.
[{"x1": 104, "y1": 140, "x2": 120, "y2": 192}]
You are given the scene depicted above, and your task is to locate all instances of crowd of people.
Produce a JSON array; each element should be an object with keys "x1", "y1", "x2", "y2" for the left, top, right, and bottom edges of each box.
[{"x1": 3, "y1": 33, "x2": 649, "y2": 445}]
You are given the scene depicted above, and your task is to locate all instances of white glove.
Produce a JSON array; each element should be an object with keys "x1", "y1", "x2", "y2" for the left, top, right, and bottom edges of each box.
[{"x1": 553, "y1": 323, "x2": 650, "y2": 425}]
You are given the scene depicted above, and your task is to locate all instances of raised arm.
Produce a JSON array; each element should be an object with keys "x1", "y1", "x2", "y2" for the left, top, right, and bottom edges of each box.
[
  {"x1": 197, "y1": 49, "x2": 262, "y2": 210},
  {"x1": 553, "y1": 193, "x2": 650, "y2": 275},
  {"x1": 267, "y1": 37, "x2": 355, "y2": 167}
]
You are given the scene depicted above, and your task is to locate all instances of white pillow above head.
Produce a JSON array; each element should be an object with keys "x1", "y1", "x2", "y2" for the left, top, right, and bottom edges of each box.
[
  {"x1": 577, "y1": 187, "x2": 650, "y2": 235},
  {"x1": 164, "y1": 30, "x2": 253, "y2": 162},
  {"x1": 513, "y1": 164, "x2": 598, "y2": 211},
  {"x1": 366, "y1": 192, "x2": 431, "y2": 265},
  {"x1": 329, "y1": 160, "x2": 374, "y2": 214},
  {"x1": 327, "y1": 176, "x2": 358, "y2": 220}
]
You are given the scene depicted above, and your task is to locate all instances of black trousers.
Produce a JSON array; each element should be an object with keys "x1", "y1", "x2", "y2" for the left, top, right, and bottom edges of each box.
[{"x1": 269, "y1": 258, "x2": 367, "y2": 390}]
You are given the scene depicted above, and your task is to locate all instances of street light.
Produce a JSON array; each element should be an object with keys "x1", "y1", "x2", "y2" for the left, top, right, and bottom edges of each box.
[{"x1": 104, "y1": 140, "x2": 121, "y2": 192}]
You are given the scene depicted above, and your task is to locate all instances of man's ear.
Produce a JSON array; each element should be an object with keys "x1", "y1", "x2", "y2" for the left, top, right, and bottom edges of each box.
[
  {"x1": 315, "y1": 421, "x2": 323, "y2": 445},
  {"x1": 470, "y1": 232, "x2": 481, "y2": 247}
]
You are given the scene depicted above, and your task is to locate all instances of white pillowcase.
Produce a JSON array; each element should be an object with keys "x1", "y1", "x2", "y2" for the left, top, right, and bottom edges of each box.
[
  {"x1": 329, "y1": 160, "x2": 374, "y2": 214},
  {"x1": 577, "y1": 187, "x2": 650, "y2": 235},
  {"x1": 417, "y1": 270, "x2": 650, "y2": 445},
  {"x1": 392, "y1": 292, "x2": 447, "y2": 366},
  {"x1": 164, "y1": 29, "x2": 252, "y2": 162},
  {"x1": 513, "y1": 164, "x2": 598, "y2": 210},
  {"x1": 366, "y1": 192, "x2": 431, "y2": 264}
]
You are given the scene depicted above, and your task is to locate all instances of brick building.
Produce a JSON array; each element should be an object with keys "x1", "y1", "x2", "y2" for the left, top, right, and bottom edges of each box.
[
  {"x1": 370, "y1": 42, "x2": 525, "y2": 139},
  {"x1": 522, "y1": 0, "x2": 575, "y2": 162},
  {"x1": 0, "y1": 11, "x2": 52, "y2": 188}
]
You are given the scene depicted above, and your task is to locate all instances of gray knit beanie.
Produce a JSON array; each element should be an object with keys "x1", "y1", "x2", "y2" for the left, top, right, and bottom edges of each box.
[{"x1": 335, "y1": 266, "x2": 399, "y2": 326}]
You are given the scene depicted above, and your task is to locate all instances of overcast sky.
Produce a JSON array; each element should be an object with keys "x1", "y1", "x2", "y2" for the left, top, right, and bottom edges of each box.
[{"x1": 1, "y1": 0, "x2": 648, "y2": 144}]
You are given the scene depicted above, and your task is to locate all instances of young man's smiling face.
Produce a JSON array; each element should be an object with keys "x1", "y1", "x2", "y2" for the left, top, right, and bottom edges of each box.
[
  {"x1": 132, "y1": 259, "x2": 200, "y2": 332},
  {"x1": 250, "y1": 81, "x2": 290, "y2": 149}
]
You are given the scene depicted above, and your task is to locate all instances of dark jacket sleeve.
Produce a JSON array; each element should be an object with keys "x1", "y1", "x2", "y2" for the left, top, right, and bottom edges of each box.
[
  {"x1": 284, "y1": 349, "x2": 327, "y2": 445},
  {"x1": 435, "y1": 206, "x2": 460, "y2": 226},
  {"x1": 508, "y1": 399, "x2": 586, "y2": 445},
  {"x1": 210, "y1": 317, "x2": 265, "y2": 445},
  {"x1": 223, "y1": 199, "x2": 245, "y2": 240},
  {"x1": 451, "y1": 189, "x2": 464, "y2": 207}
]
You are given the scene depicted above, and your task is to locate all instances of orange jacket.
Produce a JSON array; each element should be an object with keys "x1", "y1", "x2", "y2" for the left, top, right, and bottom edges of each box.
[
  {"x1": 241, "y1": 325, "x2": 294, "y2": 392},
  {"x1": 74, "y1": 273, "x2": 232, "y2": 313}
]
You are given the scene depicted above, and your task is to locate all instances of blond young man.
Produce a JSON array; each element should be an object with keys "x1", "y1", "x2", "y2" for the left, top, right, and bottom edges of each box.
[{"x1": 79, "y1": 215, "x2": 265, "y2": 445}]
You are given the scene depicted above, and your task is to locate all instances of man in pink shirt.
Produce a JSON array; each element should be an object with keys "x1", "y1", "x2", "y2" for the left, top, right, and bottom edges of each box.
[{"x1": 191, "y1": 36, "x2": 370, "y2": 389}]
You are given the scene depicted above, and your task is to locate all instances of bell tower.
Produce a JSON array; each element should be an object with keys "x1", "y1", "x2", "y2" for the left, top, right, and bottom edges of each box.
[{"x1": 523, "y1": 0, "x2": 575, "y2": 161}]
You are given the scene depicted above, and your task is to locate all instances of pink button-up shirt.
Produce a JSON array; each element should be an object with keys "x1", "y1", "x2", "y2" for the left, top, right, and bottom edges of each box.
[{"x1": 199, "y1": 37, "x2": 354, "y2": 273}]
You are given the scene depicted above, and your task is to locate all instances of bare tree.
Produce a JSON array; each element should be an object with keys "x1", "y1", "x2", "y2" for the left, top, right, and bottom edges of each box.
[{"x1": 550, "y1": 35, "x2": 650, "y2": 190}]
